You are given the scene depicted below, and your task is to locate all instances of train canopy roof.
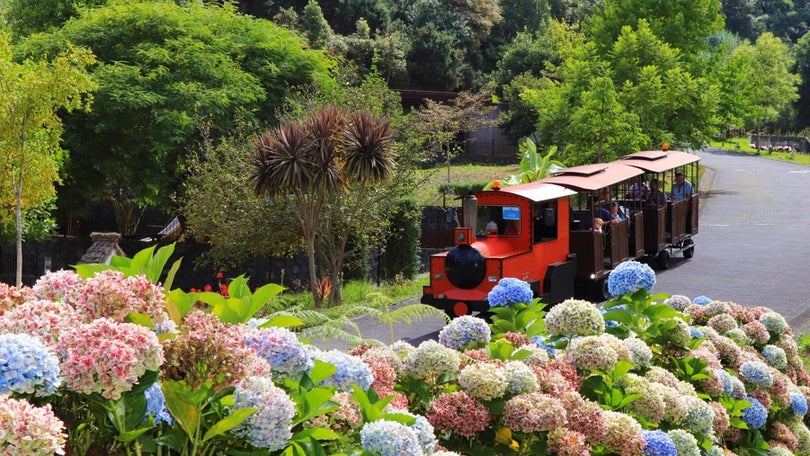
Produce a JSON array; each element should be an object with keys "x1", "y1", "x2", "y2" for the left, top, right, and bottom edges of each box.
[
  {"x1": 485, "y1": 181, "x2": 577, "y2": 202},
  {"x1": 619, "y1": 150, "x2": 701, "y2": 173},
  {"x1": 542, "y1": 162, "x2": 644, "y2": 191}
]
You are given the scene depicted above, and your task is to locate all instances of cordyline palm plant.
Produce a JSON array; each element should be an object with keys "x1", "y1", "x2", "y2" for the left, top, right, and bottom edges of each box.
[{"x1": 249, "y1": 105, "x2": 395, "y2": 307}]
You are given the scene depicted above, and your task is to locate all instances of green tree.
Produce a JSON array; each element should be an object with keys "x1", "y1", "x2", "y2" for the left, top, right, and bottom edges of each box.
[
  {"x1": 301, "y1": 0, "x2": 333, "y2": 49},
  {"x1": 249, "y1": 106, "x2": 396, "y2": 307},
  {"x1": 610, "y1": 20, "x2": 720, "y2": 148},
  {"x1": 3, "y1": 0, "x2": 104, "y2": 37},
  {"x1": 0, "y1": 34, "x2": 96, "y2": 286},
  {"x1": 793, "y1": 30, "x2": 810, "y2": 128},
  {"x1": 392, "y1": 0, "x2": 501, "y2": 90},
  {"x1": 19, "y1": 1, "x2": 332, "y2": 235},
  {"x1": 182, "y1": 127, "x2": 303, "y2": 270},
  {"x1": 586, "y1": 0, "x2": 724, "y2": 60},
  {"x1": 567, "y1": 76, "x2": 646, "y2": 163},
  {"x1": 722, "y1": 33, "x2": 800, "y2": 134}
]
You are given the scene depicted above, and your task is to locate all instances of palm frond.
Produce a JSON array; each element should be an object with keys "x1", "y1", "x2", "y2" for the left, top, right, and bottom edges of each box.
[
  {"x1": 338, "y1": 306, "x2": 384, "y2": 320},
  {"x1": 299, "y1": 325, "x2": 383, "y2": 347},
  {"x1": 381, "y1": 303, "x2": 449, "y2": 325},
  {"x1": 306, "y1": 105, "x2": 346, "y2": 193},
  {"x1": 342, "y1": 109, "x2": 396, "y2": 185},
  {"x1": 250, "y1": 121, "x2": 315, "y2": 197},
  {"x1": 267, "y1": 309, "x2": 331, "y2": 326}
]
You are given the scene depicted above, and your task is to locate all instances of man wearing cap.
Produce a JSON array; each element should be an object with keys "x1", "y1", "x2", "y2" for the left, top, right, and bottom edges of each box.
[{"x1": 671, "y1": 172, "x2": 693, "y2": 201}]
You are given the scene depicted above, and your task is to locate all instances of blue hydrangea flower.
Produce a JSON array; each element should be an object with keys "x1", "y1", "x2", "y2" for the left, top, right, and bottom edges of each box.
[
  {"x1": 601, "y1": 304, "x2": 626, "y2": 328},
  {"x1": 0, "y1": 333, "x2": 61, "y2": 396},
  {"x1": 693, "y1": 296, "x2": 712, "y2": 305},
  {"x1": 503, "y1": 361, "x2": 539, "y2": 394},
  {"x1": 388, "y1": 410, "x2": 437, "y2": 455},
  {"x1": 360, "y1": 420, "x2": 422, "y2": 456},
  {"x1": 246, "y1": 327, "x2": 314, "y2": 380},
  {"x1": 145, "y1": 383, "x2": 174, "y2": 425},
  {"x1": 715, "y1": 369, "x2": 736, "y2": 397},
  {"x1": 740, "y1": 361, "x2": 774, "y2": 388},
  {"x1": 689, "y1": 326, "x2": 704, "y2": 339},
  {"x1": 607, "y1": 260, "x2": 656, "y2": 297},
  {"x1": 642, "y1": 430, "x2": 677, "y2": 456},
  {"x1": 790, "y1": 392, "x2": 808, "y2": 417},
  {"x1": 741, "y1": 396, "x2": 768, "y2": 429},
  {"x1": 623, "y1": 337, "x2": 653, "y2": 368},
  {"x1": 759, "y1": 312, "x2": 789, "y2": 336},
  {"x1": 528, "y1": 335, "x2": 557, "y2": 357},
  {"x1": 762, "y1": 345, "x2": 788, "y2": 370},
  {"x1": 312, "y1": 349, "x2": 373, "y2": 392},
  {"x1": 713, "y1": 369, "x2": 746, "y2": 399},
  {"x1": 706, "y1": 446, "x2": 724, "y2": 456},
  {"x1": 438, "y1": 315, "x2": 491, "y2": 349},
  {"x1": 487, "y1": 278, "x2": 533, "y2": 307},
  {"x1": 232, "y1": 376, "x2": 295, "y2": 450},
  {"x1": 667, "y1": 429, "x2": 700, "y2": 456},
  {"x1": 681, "y1": 396, "x2": 715, "y2": 435}
]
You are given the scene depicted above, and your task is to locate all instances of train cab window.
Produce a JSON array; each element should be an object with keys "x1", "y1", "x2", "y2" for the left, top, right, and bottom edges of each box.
[
  {"x1": 476, "y1": 205, "x2": 521, "y2": 237},
  {"x1": 533, "y1": 202, "x2": 558, "y2": 243}
]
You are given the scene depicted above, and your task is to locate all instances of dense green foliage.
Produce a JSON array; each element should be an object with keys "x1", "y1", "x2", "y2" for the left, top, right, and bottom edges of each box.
[{"x1": 17, "y1": 1, "x2": 332, "y2": 234}]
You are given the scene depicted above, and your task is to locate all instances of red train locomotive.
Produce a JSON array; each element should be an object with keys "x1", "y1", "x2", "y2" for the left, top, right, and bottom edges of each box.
[{"x1": 421, "y1": 149, "x2": 700, "y2": 318}]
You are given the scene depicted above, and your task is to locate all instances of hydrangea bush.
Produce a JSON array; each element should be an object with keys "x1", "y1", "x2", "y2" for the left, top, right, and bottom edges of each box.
[{"x1": 4, "y1": 258, "x2": 810, "y2": 456}]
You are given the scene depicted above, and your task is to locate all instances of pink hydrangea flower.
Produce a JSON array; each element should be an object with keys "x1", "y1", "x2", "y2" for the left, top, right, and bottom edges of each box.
[
  {"x1": 56, "y1": 318, "x2": 164, "y2": 400},
  {"x1": 427, "y1": 391, "x2": 491, "y2": 437},
  {"x1": 72, "y1": 270, "x2": 165, "y2": 323},
  {"x1": 0, "y1": 396, "x2": 66, "y2": 455},
  {"x1": 33, "y1": 270, "x2": 85, "y2": 302},
  {"x1": 548, "y1": 428, "x2": 591, "y2": 456},
  {"x1": 503, "y1": 392, "x2": 567, "y2": 432},
  {"x1": 162, "y1": 311, "x2": 253, "y2": 391},
  {"x1": 601, "y1": 410, "x2": 645, "y2": 456},
  {"x1": 0, "y1": 299, "x2": 77, "y2": 346},
  {"x1": 0, "y1": 282, "x2": 36, "y2": 315},
  {"x1": 559, "y1": 392, "x2": 607, "y2": 444}
]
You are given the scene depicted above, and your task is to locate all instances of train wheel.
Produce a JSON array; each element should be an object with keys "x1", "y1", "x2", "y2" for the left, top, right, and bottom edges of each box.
[
  {"x1": 445, "y1": 301, "x2": 469, "y2": 321},
  {"x1": 656, "y1": 250, "x2": 670, "y2": 270},
  {"x1": 682, "y1": 239, "x2": 695, "y2": 258},
  {"x1": 594, "y1": 277, "x2": 611, "y2": 302}
]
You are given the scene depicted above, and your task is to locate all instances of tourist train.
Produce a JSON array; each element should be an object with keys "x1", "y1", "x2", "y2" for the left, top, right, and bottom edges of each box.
[{"x1": 421, "y1": 148, "x2": 700, "y2": 318}]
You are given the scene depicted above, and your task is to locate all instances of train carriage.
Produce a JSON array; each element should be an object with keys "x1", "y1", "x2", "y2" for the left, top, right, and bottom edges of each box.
[
  {"x1": 620, "y1": 150, "x2": 700, "y2": 269},
  {"x1": 421, "y1": 149, "x2": 701, "y2": 316},
  {"x1": 541, "y1": 162, "x2": 645, "y2": 299}
]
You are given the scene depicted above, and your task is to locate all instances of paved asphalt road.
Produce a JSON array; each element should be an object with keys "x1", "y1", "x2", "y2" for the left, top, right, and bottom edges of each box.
[
  {"x1": 656, "y1": 148, "x2": 810, "y2": 331},
  {"x1": 317, "y1": 148, "x2": 810, "y2": 349}
]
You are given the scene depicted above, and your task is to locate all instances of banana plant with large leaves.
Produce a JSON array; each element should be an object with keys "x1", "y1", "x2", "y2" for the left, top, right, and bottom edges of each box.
[{"x1": 483, "y1": 139, "x2": 565, "y2": 189}]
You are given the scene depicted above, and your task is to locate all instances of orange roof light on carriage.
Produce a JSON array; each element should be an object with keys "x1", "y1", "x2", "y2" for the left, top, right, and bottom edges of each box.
[
  {"x1": 492, "y1": 180, "x2": 501, "y2": 190},
  {"x1": 662, "y1": 143, "x2": 669, "y2": 151}
]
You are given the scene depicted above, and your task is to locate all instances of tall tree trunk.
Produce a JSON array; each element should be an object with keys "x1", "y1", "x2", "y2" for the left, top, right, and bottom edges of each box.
[
  {"x1": 305, "y1": 235, "x2": 321, "y2": 307},
  {"x1": 15, "y1": 183, "x2": 23, "y2": 287}
]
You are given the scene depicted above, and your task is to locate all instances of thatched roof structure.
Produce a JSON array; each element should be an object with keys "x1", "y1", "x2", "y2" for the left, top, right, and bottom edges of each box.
[{"x1": 78, "y1": 232, "x2": 126, "y2": 264}]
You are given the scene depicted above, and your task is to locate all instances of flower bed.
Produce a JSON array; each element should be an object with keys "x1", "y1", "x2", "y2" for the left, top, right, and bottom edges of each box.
[{"x1": 1, "y1": 260, "x2": 810, "y2": 455}]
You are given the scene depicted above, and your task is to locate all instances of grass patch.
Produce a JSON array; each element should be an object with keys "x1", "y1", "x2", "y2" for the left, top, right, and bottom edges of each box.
[
  {"x1": 415, "y1": 163, "x2": 521, "y2": 206},
  {"x1": 271, "y1": 276, "x2": 428, "y2": 312},
  {"x1": 709, "y1": 138, "x2": 810, "y2": 166}
]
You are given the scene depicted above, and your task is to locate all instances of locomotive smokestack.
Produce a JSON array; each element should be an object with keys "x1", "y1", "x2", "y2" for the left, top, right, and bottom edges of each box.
[{"x1": 462, "y1": 194, "x2": 478, "y2": 231}]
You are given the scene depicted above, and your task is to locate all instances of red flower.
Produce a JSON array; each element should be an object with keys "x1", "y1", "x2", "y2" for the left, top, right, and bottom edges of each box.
[
  {"x1": 204, "y1": 284, "x2": 212, "y2": 292},
  {"x1": 219, "y1": 283, "x2": 228, "y2": 296},
  {"x1": 216, "y1": 272, "x2": 224, "y2": 279}
]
